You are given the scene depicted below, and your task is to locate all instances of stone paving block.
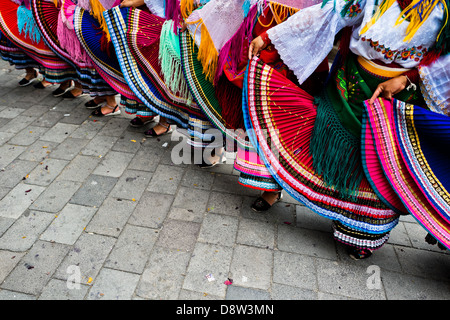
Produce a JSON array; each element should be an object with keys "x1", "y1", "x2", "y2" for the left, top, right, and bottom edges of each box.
[
  {"x1": 240, "y1": 196, "x2": 296, "y2": 225},
  {"x1": 128, "y1": 145, "x2": 165, "y2": 172},
  {"x1": 39, "y1": 279, "x2": 90, "y2": 300},
  {"x1": 70, "y1": 175, "x2": 118, "y2": 207},
  {"x1": 33, "y1": 111, "x2": 65, "y2": 129},
  {"x1": 198, "y1": 213, "x2": 238, "y2": 247},
  {"x1": 51, "y1": 98, "x2": 86, "y2": 114},
  {"x1": 0, "y1": 183, "x2": 46, "y2": 219},
  {"x1": 128, "y1": 192, "x2": 173, "y2": 229},
  {"x1": 315, "y1": 258, "x2": 386, "y2": 300},
  {"x1": 225, "y1": 286, "x2": 271, "y2": 300},
  {"x1": 271, "y1": 283, "x2": 318, "y2": 300},
  {"x1": 273, "y1": 251, "x2": 317, "y2": 291},
  {"x1": 236, "y1": 218, "x2": 276, "y2": 249},
  {"x1": 382, "y1": 270, "x2": 450, "y2": 300},
  {"x1": 135, "y1": 246, "x2": 191, "y2": 300},
  {"x1": 183, "y1": 242, "x2": 233, "y2": 297},
  {"x1": 54, "y1": 232, "x2": 116, "y2": 283},
  {"x1": 0, "y1": 159, "x2": 38, "y2": 188},
  {"x1": 86, "y1": 268, "x2": 140, "y2": 300},
  {"x1": 394, "y1": 246, "x2": 450, "y2": 281},
  {"x1": 0, "y1": 217, "x2": 14, "y2": 236},
  {"x1": 146, "y1": 164, "x2": 184, "y2": 195},
  {"x1": 80, "y1": 135, "x2": 118, "y2": 157},
  {"x1": 30, "y1": 180, "x2": 82, "y2": 213},
  {"x1": 0, "y1": 144, "x2": 27, "y2": 169},
  {"x1": 59, "y1": 107, "x2": 92, "y2": 126},
  {"x1": 181, "y1": 169, "x2": 215, "y2": 190},
  {"x1": 0, "y1": 290, "x2": 36, "y2": 300},
  {"x1": 0, "y1": 211, "x2": 54, "y2": 251},
  {"x1": 85, "y1": 197, "x2": 136, "y2": 237},
  {"x1": 25, "y1": 158, "x2": 69, "y2": 186},
  {"x1": 0, "y1": 240, "x2": 70, "y2": 295},
  {"x1": 0, "y1": 251, "x2": 26, "y2": 283},
  {"x1": 206, "y1": 191, "x2": 242, "y2": 217},
  {"x1": 0, "y1": 107, "x2": 25, "y2": 119},
  {"x1": 104, "y1": 224, "x2": 158, "y2": 273},
  {"x1": 155, "y1": 219, "x2": 200, "y2": 252},
  {"x1": 171, "y1": 186, "x2": 209, "y2": 215},
  {"x1": 111, "y1": 131, "x2": 144, "y2": 154},
  {"x1": 92, "y1": 151, "x2": 134, "y2": 178},
  {"x1": 39, "y1": 123, "x2": 79, "y2": 143},
  {"x1": 17, "y1": 140, "x2": 58, "y2": 162},
  {"x1": 229, "y1": 245, "x2": 273, "y2": 291},
  {"x1": 8, "y1": 126, "x2": 49, "y2": 146},
  {"x1": 21, "y1": 104, "x2": 52, "y2": 118},
  {"x1": 97, "y1": 117, "x2": 130, "y2": 137},
  {"x1": 403, "y1": 222, "x2": 443, "y2": 252},
  {"x1": 0, "y1": 115, "x2": 36, "y2": 134},
  {"x1": 277, "y1": 224, "x2": 338, "y2": 260},
  {"x1": 0, "y1": 132, "x2": 14, "y2": 147},
  {"x1": 108, "y1": 169, "x2": 152, "y2": 201},
  {"x1": 50, "y1": 138, "x2": 90, "y2": 161},
  {"x1": 40, "y1": 204, "x2": 97, "y2": 245},
  {"x1": 386, "y1": 221, "x2": 413, "y2": 247},
  {"x1": 57, "y1": 155, "x2": 101, "y2": 182},
  {"x1": 70, "y1": 118, "x2": 106, "y2": 140}
]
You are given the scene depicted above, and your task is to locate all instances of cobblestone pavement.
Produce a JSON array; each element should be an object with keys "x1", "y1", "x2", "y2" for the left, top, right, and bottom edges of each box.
[{"x1": 0, "y1": 60, "x2": 449, "y2": 301}]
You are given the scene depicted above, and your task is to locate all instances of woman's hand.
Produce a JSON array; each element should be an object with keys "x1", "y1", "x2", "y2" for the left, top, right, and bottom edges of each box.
[
  {"x1": 369, "y1": 75, "x2": 408, "y2": 105},
  {"x1": 119, "y1": 0, "x2": 145, "y2": 8},
  {"x1": 248, "y1": 35, "x2": 267, "y2": 60}
]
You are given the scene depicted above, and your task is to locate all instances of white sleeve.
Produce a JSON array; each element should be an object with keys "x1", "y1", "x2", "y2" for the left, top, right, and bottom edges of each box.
[
  {"x1": 419, "y1": 53, "x2": 450, "y2": 116},
  {"x1": 144, "y1": 0, "x2": 166, "y2": 18},
  {"x1": 267, "y1": 0, "x2": 366, "y2": 84}
]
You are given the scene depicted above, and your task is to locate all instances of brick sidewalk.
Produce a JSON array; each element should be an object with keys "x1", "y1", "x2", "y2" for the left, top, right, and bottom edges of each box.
[{"x1": 0, "y1": 60, "x2": 449, "y2": 300}]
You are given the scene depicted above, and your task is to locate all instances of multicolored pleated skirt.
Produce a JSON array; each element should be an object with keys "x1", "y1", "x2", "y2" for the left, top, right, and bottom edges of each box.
[
  {"x1": 104, "y1": 5, "x2": 217, "y2": 148},
  {"x1": 0, "y1": 29, "x2": 39, "y2": 69},
  {"x1": 363, "y1": 98, "x2": 450, "y2": 250},
  {"x1": 31, "y1": 0, "x2": 115, "y2": 96},
  {"x1": 0, "y1": 0, "x2": 76, "y2": 83},
  {"x1": 241, "y1": 53, "x2": 426, "y2": 250},
  {"x1": 73, "y1": 3, "x2": 148, "y2": 110}
]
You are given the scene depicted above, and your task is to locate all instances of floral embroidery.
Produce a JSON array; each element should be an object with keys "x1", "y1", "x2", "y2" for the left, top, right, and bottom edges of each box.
[
  {"x1": 361, "y1": 37, "x2": 427, "y2": 62},
  {"x1": 347, "y1": 3, "x2": 362, "y2": 17}
]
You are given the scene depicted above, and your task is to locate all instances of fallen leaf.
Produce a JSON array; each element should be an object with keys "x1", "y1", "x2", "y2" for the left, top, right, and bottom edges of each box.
[
  {"x1": 87, "y1": 277, "x2": 93, "y2": 284},
  {"x1": 130, "y1": 140, "x2": 136, "y2": 143}
]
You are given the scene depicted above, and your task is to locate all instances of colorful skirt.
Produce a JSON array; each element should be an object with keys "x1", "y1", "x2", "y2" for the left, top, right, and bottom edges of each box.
[
  {"x1": 0, "y1": 29, "x2": 39, "y2": 69},
  {"x1": 363, "y1": 98, "x2": 450, "y2": 250},
  {"x1": 0, "y1": 0, "x2": 76, "y2": 82},
  {"x1": 104, "y1": 6, "x2": 217, "y2": 148},
  {"x1": 241, "y1": 54, "x2": 422, "y2": 250},
  {"x1": 31, "y1": 0, "x2": 114, "y2": 96}
]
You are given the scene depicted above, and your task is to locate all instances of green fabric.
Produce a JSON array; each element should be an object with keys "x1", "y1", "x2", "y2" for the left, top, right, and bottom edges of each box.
[{"x1": 310, "y1": 53, "x2": 421, "y2": 197}]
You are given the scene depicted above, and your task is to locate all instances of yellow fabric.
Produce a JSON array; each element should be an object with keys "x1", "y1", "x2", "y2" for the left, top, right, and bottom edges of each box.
[{"x1": 89, "y1": 0, "x2": 109, "y2": 41}]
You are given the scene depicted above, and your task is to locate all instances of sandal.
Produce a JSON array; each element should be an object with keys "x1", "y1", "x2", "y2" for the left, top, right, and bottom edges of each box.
[
  {"x1": 144, "y1": 122, "x2": 172, "y2": 137},
  {"x1": 129, "y1": 116, "x2": 156, "y2": 128},
  {"x1": 91, "y1": 104, "x2": 121, "y2": 117},
  {"x1": 18, "y1": 70, "x2": 37, "y2": 87},
  {"x1": 251, "y1": 192, "x2": 283, "y2": 212},
  {"x1": 62, "y1": 90, "x2": 85, "y2": 99},
  {"x1": 348, "y1": 247, "x2": 373, "y2": 260},
  {"x1": 85, "y1": 99, "x2": 104, "y2": 109}
]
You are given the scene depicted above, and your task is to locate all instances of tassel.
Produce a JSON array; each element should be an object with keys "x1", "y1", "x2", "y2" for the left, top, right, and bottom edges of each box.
[
  {"x1": 180, "y1": 0, "x2": 195, "y2": 19},
  {"x1": 310, "y1": 93, "x2": 363, "y2": 199},
  {"x1": 193, "y1": 22, "x2": 218, "y2": 84},
  {"x1": 158, "y1": 20, "x2": 192, "y2": 100},
  {"x1": 17, "y1": 4, "x2": 41, "y2": 44},
  {"x1": 89, "y1": 0, "x2": 110, "y2": 41},
  {"x1": 242, "y1": 0, "x2": 251, "y2": 17}
]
